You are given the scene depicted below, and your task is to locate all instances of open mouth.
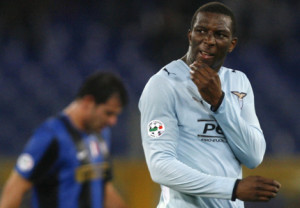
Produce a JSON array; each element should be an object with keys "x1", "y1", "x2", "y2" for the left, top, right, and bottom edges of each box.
[{"x1": 199, "y1": 50, "x2": 214, "y2": 59}]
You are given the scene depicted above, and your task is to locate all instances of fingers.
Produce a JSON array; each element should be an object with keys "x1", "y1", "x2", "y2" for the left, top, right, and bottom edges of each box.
[
  {"x1": 190, "y1": 61, "x2": 211, "y2": 75},
  {"x1": 252, "y1": 189, "x2": 279, "y2": 202},
  {"x1": 273, "y1": 180, "x2": 281, "y2": 189},
  {"x1": 259, "y1": 184, "x2": 280, "y2": 194},
  {"x1": 236, "y1": 176, "x2": 281, "y2": 202},
  {"x1": 190, "y1": 62, "x2": 211, "y2": 83},
  {"x1": 255, "y1": 176, "x2": 281, "y2": 190},
  {"x1": 254, "y1": 176, "x2": 281, "y2": 194},
  {"x1": 257, "y1": 196, "x2": 274, "y2": 202},
  {"x1": 190, "y1": 68, "x2": 204, "y2": 87},
  {"x1": 190, "y1": 63, "x2": 203, "y2": 80}
]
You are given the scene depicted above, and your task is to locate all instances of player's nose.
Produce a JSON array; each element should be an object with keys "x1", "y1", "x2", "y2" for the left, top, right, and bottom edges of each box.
[{"x1": 108, "y1": 116, "x2": 118, "y2": 126}]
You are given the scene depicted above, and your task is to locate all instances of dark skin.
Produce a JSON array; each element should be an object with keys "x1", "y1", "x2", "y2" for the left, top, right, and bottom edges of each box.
[
  {"x1": 181, "y1": 11, "x2": 281, "y2": 201},
  {"x1": 237, "y1": 176, "x2": 281, "y2": 201},
  {"x1": 182, "y1": 11, "x2": 237, "y2": 107}
]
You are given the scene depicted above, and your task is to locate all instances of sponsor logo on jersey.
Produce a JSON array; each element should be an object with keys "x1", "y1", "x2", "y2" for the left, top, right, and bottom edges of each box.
[
  {"x1": 231, "y1": 91, "x2": 247, "y2": 109},
  {"x1": 197, "y1": 119, "x2": 226, "y2": 143},
  {"x1": 75, "y1": 162, "x2": 109, "y2": 182},
  {"x1": 163, "y1": 68, "x2": 176, "y2": 76},
  {"x1": 148, "y1": 120, "x2": 165, "y2": 138},
  {"x1": 17, "y1": 153, "x2": 35, "y2": 172}
]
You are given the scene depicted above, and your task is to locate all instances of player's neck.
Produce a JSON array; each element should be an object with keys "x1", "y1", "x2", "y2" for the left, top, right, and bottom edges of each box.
[
  {"x1": 180, "y1": 54, "x2": 189, "y2": 65},
  {"x1": 63, "y1": 101, "x2": 85, "y2": 131}
]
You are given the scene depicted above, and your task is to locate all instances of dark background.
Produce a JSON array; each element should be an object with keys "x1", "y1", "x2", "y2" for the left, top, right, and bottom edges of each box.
[
  {"x1": 0, "y1": 0, "x2": 299, "y2": 207},
  {"x1": 0, "y1": 0, "x2": 299, "y2": 157}
]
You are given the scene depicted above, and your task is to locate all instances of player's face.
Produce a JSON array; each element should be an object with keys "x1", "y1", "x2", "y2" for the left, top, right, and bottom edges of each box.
[
  {"x1": 84, "y1": 94, "x2": 122, "y2": 133},
  {"x1": 188, "y1": 12, "x2": 237, "y2": 71}
]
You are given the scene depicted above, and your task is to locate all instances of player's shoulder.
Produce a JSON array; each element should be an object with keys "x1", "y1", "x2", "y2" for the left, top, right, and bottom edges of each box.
[
  {"x1": 148, "y1": 60, "x2": 188, "y2": 86},
  {"x1": 33, "y1": 115, "x2": 62, "y2": 137},
  {"x1": 140, "y1": 60, "x2": 187, "y2": 103},
  {"x1": 43, "y1": 115, "x2": 62, "y2": 129},
  {"x1": 221, "y1": 66, "x2": 249, "y2": 80},
  {"x1": 221, "y1": 66, "x2": 252, "y2": 92}
]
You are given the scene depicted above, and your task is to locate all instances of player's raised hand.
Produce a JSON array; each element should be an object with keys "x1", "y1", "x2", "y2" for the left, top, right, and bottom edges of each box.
[
  {"x1": 236, "y1": 176, "x2": 281, "y2": 202},
  {"x1": 189, "y1": 61, "x2": 223, "y2": 108}
]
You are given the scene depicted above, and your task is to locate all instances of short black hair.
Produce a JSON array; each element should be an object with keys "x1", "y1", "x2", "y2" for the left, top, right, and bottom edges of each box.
[
  {"x1": 190, "y1": 2, "x2": 237, "y2": 37},
  {"x1": 76, "y1": 72, "x2": 128, "y2": 106}
]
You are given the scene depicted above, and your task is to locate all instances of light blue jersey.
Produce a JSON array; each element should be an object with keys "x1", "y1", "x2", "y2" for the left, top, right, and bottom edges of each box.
[{"x1": 139, "y1": 60, "x2": 266, "y2": 208}]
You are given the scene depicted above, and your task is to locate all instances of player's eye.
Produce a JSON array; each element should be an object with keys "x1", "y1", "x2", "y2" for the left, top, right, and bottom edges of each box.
[
  {"x1": 215, "y1": 32, "x2": 228, "y2": 39},
  {"x1": 217, "y1": 34, "x2": 224, "y2": 38},
  {"x1": 195, "y1": 28, "x2": 206, "y2": 34}
]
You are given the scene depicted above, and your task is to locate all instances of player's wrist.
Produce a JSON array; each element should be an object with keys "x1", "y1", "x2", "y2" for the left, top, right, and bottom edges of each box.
[
  {"x1": 231, "y1": 179, "x2": 241, "y2": 201},
  {"x1": 210, "y1": 91, "x2": 224, "y2": 112}
]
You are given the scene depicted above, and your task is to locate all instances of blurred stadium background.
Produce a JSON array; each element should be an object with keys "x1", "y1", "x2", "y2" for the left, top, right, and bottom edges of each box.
[{"x1": 0, "y1": 0, "x2": 299, "y2": 207}]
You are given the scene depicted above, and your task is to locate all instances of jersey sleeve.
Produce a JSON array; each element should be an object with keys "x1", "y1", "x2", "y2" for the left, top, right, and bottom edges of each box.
[
  {"x1": 212, "y1": 73, "x2": 266, "y2": 169},
  {"x1": 139, "y1": 75, "x2": 236, "y2": 199},
  {"x1": 15, "y1": 123, "x2": 59, "y2": 183}
]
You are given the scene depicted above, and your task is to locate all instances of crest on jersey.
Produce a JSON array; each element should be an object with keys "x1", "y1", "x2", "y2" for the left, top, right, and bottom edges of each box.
[
  {"x1": 231, "y1": 91, "x2": 247, "y2": 109},
  {"x1": 148, "y1": 120, "x2": 165, "y2": 138}
]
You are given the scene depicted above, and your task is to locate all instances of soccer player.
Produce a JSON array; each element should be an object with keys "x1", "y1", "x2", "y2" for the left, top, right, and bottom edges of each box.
[
  {"x1": 0, "y1": 72, "x2": 128, "y2": 208},
  {"x1": 139, "y1": 2, "x2": 281, "y2": 207}
]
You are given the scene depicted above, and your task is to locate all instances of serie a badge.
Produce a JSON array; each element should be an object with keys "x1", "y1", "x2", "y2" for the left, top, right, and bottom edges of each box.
[{"x1": 148, "y1": 120, "x2": 165, "y2": 138}]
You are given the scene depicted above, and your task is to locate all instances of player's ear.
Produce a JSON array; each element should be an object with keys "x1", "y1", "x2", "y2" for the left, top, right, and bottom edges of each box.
[
  {"x1": 188, "y1": 29, "x2": 192, "y2": 46},
  {"x1": 82, "y1": 95, "x2": 96, "y2": 110},
  {"x1": 228, "y1": 37, "x2": 238, "y2": 53}
]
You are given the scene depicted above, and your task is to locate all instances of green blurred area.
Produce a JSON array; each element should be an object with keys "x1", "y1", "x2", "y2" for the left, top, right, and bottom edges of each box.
[{"x1": 1, "y1": 156, "x2": 299, "y2": 208}]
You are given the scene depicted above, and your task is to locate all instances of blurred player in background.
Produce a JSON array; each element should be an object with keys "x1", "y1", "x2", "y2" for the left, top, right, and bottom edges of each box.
[
  {"x1": 139, "y1": 2, "x2": 281, "y2": 207},
  {"x1": 0, "y1": 72, "x2": 128, "y2": 208}
]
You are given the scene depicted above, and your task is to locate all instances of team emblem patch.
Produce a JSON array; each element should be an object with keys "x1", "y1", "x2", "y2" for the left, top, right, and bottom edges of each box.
[
  {"x1": 17, "y1": 153, "x2": 34, "y2": 172},
  {"x1": 231, "y1": 91, "x2": 247, "y2": 109},
  {"x1": 148, "y1": 120, "x2": 165, "y2": 138}
]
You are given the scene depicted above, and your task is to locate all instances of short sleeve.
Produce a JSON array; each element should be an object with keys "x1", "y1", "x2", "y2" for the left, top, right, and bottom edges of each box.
[{"x1": 15, "y1": 124, "x2": 59, "y2": 183}]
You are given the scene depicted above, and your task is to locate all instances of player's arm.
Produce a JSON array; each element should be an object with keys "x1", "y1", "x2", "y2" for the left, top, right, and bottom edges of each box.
[
  {"x1": 104, "y1": 182, "x2": 128, "y2": 208},
  {"x1": 190, "y1": 64, "x2": 281, "y2": 200},
  {"x1": 213, "y1": 75, "x2": 265, "y2": 169},
  {"x1": 190, "y1": 62, "x2": 265, "y2": 169},
  {"x1": 0, "y1": 171, "x2": 32, "y2": 208},
  {"x1": 139, "y1": 75, "x2": 237, "y2": 199},
  {"x1": 1, "y1": 124, "x2": 59, "y2": 208}
]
